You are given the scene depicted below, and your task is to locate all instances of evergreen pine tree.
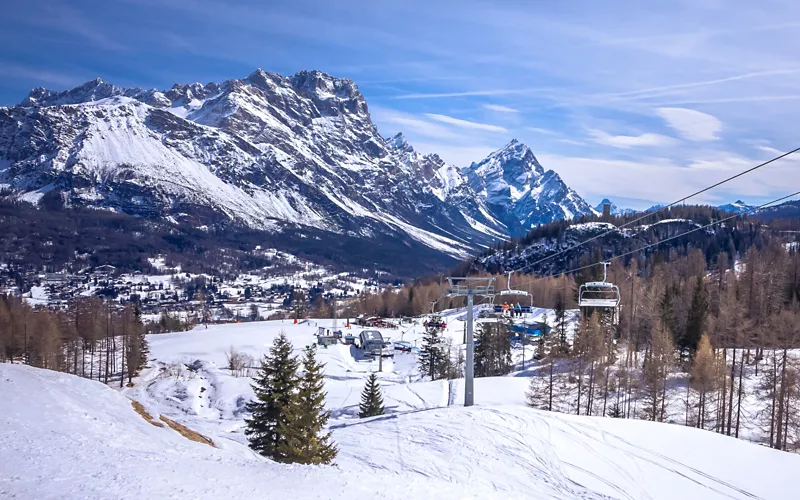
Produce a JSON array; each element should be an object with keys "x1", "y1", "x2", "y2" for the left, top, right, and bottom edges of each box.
[
  {"x1": 475, "y1": 321, "x2": 512, "y2": 377},
  {"x1": 358, "y1": 373, "x2": 385, "y2": 418},
  {"x1": 276, "y1": 345, "x2": 337, "y2": 464},
  {"x1": 244, "y1": 332, "x2": 300, "y2": 460},
  {"x1": 553, "y1": 294, "x2": 569, "y2": 354},
  {"x1": 684, "y1": 275, "x2": 709, "y2": 357},
  {"x1": 607, "y1": 403, "x2": 624, "y2": 418},
  {"x1": 419, "y1": 316, "x2": 448, "y2": 380},
  {"x1": 134, "y1": 303, "x2": 149, "y2": 365}
]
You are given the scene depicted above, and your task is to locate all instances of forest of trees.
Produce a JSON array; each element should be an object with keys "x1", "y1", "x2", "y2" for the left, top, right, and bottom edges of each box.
[
  {"x1": 0, "y1": 198, "x2": 453, "y2": 278},
  {"x1": 525, "y1": 242, "x2": 800, "y2": 452},
  {"x1": 348, "y1": 231, "x2": 800, "y2": 452},
  {"x1": 0, "y1": 295, "x2": 148, "y2": 386}
]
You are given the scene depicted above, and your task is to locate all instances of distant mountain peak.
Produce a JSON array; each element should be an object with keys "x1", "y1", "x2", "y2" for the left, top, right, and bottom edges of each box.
[
  {"x1": 594, "y1": 198, "x2": 637, "y2": 216},
  {"x1": 388, "y1": 132, "x2": 413, "y2": 153},
  {"x1": 2, "y1": 68, "x2": 600, "y2": 264},
  {"x1": 718, "y1": 200, "x2": 754, "y2": 213},
  {"x1": 461, "y1": 141, "x2": 592, "y2": 234}
]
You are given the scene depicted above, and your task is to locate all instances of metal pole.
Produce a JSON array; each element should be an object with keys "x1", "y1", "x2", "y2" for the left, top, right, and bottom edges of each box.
[{"x1": 465, "y1": 292, "x2": 474, "y2": 407}]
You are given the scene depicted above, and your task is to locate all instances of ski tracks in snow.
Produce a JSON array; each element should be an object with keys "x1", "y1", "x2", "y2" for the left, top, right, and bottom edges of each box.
[{"x1": 550, "y1": 416, "x2": 762, "y2": 500}]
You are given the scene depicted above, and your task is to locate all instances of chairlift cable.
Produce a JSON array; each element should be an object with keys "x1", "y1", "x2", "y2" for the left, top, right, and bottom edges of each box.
[
  {"x1": 515, "y1": 146, "x2": 800, "y2": 274},
  {"x1": 542, "y1": 188, "x2": 800, "y2": 278}
]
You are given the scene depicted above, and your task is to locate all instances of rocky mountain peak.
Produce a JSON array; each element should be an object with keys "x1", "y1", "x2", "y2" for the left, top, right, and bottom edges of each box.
[
  {"x1": 1, "y1": 68, "x2": 596, "y2": 264},
  {"x1": 463, "y1": 140, "x2": 546, "y2": 207},
  {"x1": 388, "y1": 132, "x2": 414, "y2": 153},
  {"x1": 21, "y1": 77, "x2": 118, "y2": 107},
  {"x1": 290, "y1": 70, "x2": 361, "y2": 100}
]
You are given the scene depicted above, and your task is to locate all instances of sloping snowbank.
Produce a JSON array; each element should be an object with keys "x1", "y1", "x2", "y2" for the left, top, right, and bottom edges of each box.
[
  {"x1": 0, "y1": 364, "x2": 486, "y2": 500},
  {"x1": 4, "y1": 363, "x2": 800, "y2": 499}
]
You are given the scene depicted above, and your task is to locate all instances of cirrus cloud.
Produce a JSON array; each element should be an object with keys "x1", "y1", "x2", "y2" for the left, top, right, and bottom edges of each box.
[
  {"x1": 483, "y1": 104, "x2": 518, "y2": 113},
  {"x1": 424, "y1": 113, "x2": 508, "y2": 132},
  {"x1": 588, "y1": 129, "x2": 677, "y2": 148},
  {"x1": 656, "y1": 107, "x2": 722, "y2": 141}
]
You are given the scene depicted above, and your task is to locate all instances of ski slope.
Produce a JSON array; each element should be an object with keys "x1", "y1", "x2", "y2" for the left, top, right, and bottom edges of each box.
[{"x1": 3, "y1": 362, "x2": 799, "y2": 499}]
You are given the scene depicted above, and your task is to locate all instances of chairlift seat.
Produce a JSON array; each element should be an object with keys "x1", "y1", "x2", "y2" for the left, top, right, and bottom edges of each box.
[{"x1": 578, "y1": 298, "x2": 620, "y2": 308}]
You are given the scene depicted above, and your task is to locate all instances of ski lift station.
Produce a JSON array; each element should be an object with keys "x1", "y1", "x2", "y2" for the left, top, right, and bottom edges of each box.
[{"x1": 358, "y1": 330, "x2": 393, "y2": 358}]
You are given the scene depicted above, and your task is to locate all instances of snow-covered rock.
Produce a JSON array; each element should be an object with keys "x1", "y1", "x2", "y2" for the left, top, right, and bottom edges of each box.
[
  {"x1": 463, "y1": 139, "x2": 595, "y2": 234},
  {"x1": 1, "y1": 72, "x2": 595, "y2": 261},
  {"x1": 718, "y1": 200, "x2": 755, "y2": 214}
]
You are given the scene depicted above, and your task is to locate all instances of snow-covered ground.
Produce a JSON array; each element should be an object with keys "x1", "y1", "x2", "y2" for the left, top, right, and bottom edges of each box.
[
  {"x1": 5, "y1": 356, "x2": 800, "y2": 499},
  {"x1": 49, "y1": 317, "x2": 785, "y2": 498}
]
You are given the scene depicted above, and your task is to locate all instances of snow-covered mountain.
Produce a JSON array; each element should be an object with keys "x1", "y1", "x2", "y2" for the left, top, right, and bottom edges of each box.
[
  {"x1": 717, "y1": 200, "x2": 755, "y2": 214},
  {"x1": 462, "y1": 140, "x2": 595, "y2": 234},
  {"x1": 594, "y1": 198, "x2": 637, "y2": 216},
  {"x1": 0, "y1": 70, "x2": 594, "y2": 265}
]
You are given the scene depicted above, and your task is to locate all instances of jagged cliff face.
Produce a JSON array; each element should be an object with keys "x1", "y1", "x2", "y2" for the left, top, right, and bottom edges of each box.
[
  {"x1": 461, "y1": 139, "x2": 594, "y2": 234},
  {"x1": 0, "y1": 69, "x2": 595, "y2": 263}
]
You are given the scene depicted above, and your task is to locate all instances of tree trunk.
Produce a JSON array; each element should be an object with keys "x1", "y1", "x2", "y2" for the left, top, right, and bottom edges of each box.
[
  {"x1": 576, "y1": 358, "x2": 583, "y2": 416},
  {"x1": 548, "y1": 358, "x2": 554, "y2": 412},
  {"x1": 587, "y1": 360, "x2": 595, "y2": 416},
  {"x1": 727, "y1": 348, "x2": 736, "y2": 435},
  {"x1": 735, "y1": 349, "x2": 747, "y2": 438},
  {"x1": 602, "y1": 364, "x2": 610, "y2": 417},
  {"x1": 769, "y1": 349, "x2": 778, "y2": 448},
  {"x1": 720, "y1": 348, "x2": 727, "y2": 434},
  {"x1": 775, "y1": 349, "x2": 788, "y2": 450}
]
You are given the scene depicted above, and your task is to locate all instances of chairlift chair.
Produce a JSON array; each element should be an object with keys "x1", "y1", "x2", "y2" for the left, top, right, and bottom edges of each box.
[
  {"x1": 497, "y1": 271, "x2": 534, "y2": 313},
  {"x1": 578, "y1": 262, "x2": 621, "y2": 324}
]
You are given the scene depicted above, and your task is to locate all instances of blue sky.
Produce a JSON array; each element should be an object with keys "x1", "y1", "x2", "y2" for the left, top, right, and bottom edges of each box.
[{"x1": 2, "y1": 0, "x2": 799, "y2": 209}]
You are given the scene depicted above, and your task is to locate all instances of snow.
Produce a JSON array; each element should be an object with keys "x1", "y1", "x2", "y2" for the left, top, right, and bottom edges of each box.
[
  {"x1": 569, "y1": 221, "x2": 619, "y2": 233},
  {"x1": 24, "y1": 285, "x2": 49, "y2": 306},
  {"x1": 0, "y1": 363, "x2": 479, "y2": 500},
  {"x1": 5, "y1": 355, "x2": 800, "y2": 499}
]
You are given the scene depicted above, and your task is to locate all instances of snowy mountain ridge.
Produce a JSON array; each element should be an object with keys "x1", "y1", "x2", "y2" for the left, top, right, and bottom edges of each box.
[
  {"x1": 718, "y1": 200, "x2": 755, "y2": 214},
  {"x1": 0, "y1": 70, "x2": 595, "y2": 265},
  {"x1": 462, "y1": 139, "x2": 595, "y2": 233}
]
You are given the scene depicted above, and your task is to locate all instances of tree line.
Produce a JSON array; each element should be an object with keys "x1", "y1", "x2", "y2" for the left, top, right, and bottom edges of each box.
[
  {"x1": 0, "y1": 295, "x2": 148, "y2": 386},
  {"x1": 526, "y1": 242, "x2": 800, "y2": 452}
]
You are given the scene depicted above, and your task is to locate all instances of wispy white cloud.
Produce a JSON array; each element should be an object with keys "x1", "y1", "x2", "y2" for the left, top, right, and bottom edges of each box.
[
  {"x1": 0, "y1": 64, "x2": 79, "y2": 86},
  {"x1": 39, "y1": 5, "x2": 128, "y2": 51},
  {"x1": 588, "y1": 129, "x2": 676, "y2": 148},
  {"x1": 425, "y1": 113, "x2": 507, "y2": 132},
  {"x1": 539, "y1": 149, "x2": 798, "y2": 209},
  {"x1": 371, "y1": 107, "x2": 461, "y2": 140},
  {"x1": 558, "y1": 138, "x2": 587, "y2": 146},
  {"x1": 602, "y1": 69, "x2": 800, "y2": 101},
  {"x1": 656, "y1": 95, "x2": 800, "y2": 105},
  {"x1": 527, "y1": 127, "x2": 557, "y2": 135},
  {"x1": 392, "y1": 88, "x2": 547, "y2": 99},
  {"x1": 483, "y1": 104, "x2": 518, "y2": 113},
  {"x1": 656, "y1": 107, "x2": 722, "y2": 141}
]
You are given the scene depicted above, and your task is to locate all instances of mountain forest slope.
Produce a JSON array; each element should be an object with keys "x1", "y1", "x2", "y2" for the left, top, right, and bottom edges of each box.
[{"x1": 0, "y1": 70, "x2": 597, "y2": 274}]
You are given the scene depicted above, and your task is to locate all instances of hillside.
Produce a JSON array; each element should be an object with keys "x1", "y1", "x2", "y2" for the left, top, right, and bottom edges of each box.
[
  {"x1": 475, "y1": 205, "x2": 792, "y2": 276},
  {"x1": 0, "y1": 71, "x2": 597, "y2": 274},
  {"x1": 4, "y1": 341, "x2": 799, "y2": 499}
]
